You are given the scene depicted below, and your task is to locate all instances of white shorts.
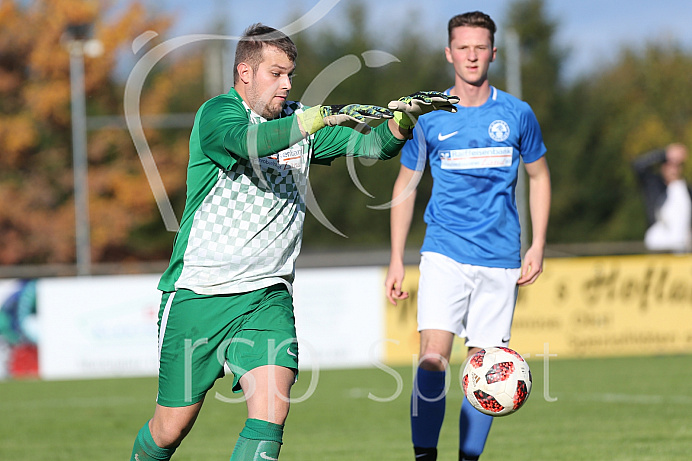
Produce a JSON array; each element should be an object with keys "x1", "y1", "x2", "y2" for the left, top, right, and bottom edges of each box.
[{"x1": 417, "y1": 251, "x2": 521, "y2": 348}]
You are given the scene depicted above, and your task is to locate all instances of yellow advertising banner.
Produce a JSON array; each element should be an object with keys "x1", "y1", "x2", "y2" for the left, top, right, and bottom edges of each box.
[{"x1": 383, "y1": 254, "x2": 692, "y2": 364}]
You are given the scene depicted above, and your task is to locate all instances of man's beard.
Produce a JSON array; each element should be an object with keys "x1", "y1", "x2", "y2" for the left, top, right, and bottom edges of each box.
[{"x1": 247, "y1": 84, "x2": 285, "y2": 119}]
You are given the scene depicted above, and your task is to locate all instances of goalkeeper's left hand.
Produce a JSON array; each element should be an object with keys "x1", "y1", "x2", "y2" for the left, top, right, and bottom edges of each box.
[
  {"x1": 321, "y1": 104, "x2": 393, "y2": 133},
  {"x1": 388, "y1": 91, "x2": 460, "y2": 130}
]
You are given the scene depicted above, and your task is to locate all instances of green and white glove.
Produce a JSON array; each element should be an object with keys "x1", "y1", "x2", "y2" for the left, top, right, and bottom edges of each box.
[
  {"x1": 388, "y1": 91, "x2": 460, "y2": 129},
  {"x1": 297, "y1": 104, "x2": 393, "y2": 135}
]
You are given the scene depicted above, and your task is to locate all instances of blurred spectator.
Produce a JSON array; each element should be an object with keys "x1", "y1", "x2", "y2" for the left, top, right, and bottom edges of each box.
[{"x1": 632, "y1": 143, "x2": 692, "y2": 252}]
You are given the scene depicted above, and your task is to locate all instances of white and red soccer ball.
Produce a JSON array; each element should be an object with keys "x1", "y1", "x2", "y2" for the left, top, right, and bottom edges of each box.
[{"x1": 462, "y1": 347, "x2": 532, "y2": 417}]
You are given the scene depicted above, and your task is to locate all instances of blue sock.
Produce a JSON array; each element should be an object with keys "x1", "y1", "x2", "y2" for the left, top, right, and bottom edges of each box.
[
  {"x1": 411, "y1": 367, "x2": 446, "y2": 448},
  {"x1": 459, "y1": 395, "x2": 493, "y2": 459}
]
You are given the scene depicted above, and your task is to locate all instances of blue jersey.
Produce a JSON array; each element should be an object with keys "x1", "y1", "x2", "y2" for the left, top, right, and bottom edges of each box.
[{"x1": 400, "y1": 86, "x2": 547, "y2": 269}]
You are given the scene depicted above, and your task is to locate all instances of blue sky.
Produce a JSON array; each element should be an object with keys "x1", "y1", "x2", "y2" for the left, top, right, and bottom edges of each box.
[{"x1": 138, "y1": 0, "x2": 692, "y2": 80}]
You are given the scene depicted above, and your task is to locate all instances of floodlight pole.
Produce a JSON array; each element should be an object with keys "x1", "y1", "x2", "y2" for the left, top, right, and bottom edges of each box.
[
  {"x1": 505, "y1": 29, "x2": 529, "y2": 255},
  {"x1": 68, "y1": 38, "x2": 92, "y2": 276}
]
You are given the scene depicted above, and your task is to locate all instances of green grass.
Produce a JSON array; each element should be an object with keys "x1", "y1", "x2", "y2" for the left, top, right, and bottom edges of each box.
[{"x1": 1, "y1": 355, "x2": 692, "y2": 460}]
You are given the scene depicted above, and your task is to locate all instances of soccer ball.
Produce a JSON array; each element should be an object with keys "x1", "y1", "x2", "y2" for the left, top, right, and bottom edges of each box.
[{"x1": 462, "y1": 347, "x2": 532, "y2": 417}]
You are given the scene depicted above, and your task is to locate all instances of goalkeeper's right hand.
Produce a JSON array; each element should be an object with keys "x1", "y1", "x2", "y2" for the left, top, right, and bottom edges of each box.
[
  {"x1": 297, "y1": 104, "x2": 393, "y2": 135},
  {"x1": 388, "y1": 91, "x2": 459, "y2": 130}
]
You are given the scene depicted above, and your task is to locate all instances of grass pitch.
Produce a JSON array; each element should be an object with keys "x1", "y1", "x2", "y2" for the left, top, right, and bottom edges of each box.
[{"x1": 1, "y1": 355, "x2": 691, "y2": 460}]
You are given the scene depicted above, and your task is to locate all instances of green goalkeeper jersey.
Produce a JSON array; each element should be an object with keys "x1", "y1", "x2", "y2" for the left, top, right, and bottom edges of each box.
[{"x1": 158, "y1": 88, "x2": 405, "y2": 295}]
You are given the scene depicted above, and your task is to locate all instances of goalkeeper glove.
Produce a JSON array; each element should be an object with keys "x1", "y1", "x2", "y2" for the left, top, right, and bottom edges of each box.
[
  {"x1": 297, "y1": 104, "x2": 393, "y2": 135},
  {"x1": 388, "y1": 91, "x2": 460, "y2": 129}
]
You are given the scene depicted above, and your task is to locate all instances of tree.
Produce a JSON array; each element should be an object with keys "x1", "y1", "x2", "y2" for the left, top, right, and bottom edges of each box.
[
  {"x1": 0, "y1": 0, "x2": 203, "y2": 265},
  {"x1": 7, "y1": 0, "x2": 692, "y2": 269},
  {"x1": 552, "y1": 44, "x2": 692, "y2": 242},
  {"x1": 493, "y1": 0, "x2": 692, "y2": 245},
  {"x1": 289, "y1": 1, "x2": 451, "y2": 252},
  {"x1": 497, "y1": 0, "x2": 567, "y2": 126}
]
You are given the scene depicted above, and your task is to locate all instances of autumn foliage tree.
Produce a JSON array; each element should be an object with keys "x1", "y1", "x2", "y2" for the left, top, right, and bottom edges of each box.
[
  {"x1": 0, "y1": 0, "x2": 204, "y2": 266},
  {"x1": 4, "y1": 0, "x2": 692, "y2": 270}
]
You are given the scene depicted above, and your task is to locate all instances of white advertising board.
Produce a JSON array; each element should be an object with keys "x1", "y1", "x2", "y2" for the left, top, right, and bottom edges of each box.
[
  {"x1": 38, "y1": 274, "x2": 161, "y2": 380},
  {"x1": 36, "y1": 267, "x2": 385, "y2": 380},
  {"x1": 292, "y1": 266, "x2": 384, "y2": 370}
]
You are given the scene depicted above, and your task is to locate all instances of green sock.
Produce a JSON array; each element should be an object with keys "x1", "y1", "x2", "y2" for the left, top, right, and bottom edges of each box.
[
  {"x1": 130, "y1": 422, "x2": 176, "y2": 461},
  {"x1": 230, "y1": 418, "x2": 284, "y2": 461}
]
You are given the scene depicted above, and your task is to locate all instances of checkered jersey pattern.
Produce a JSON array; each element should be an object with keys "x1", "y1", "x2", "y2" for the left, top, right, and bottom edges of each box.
[{"x1": 175, "y1": 101, "x2": 311, "y2": 295}]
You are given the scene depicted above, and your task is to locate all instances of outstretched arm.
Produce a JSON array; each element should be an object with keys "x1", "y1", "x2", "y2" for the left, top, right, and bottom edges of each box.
[
  {"x1": 518, "y1": 156, "x2": 551, "y2": 287},
  {"x1": 309, "y1": 92, "x2": 459, "y2": 163},
  {"x1": 296, "y1": 104, "x2": 393, "y2": 136},
  {"x1": 299, "y1": 91, "x2": 460, "y2": 141}
]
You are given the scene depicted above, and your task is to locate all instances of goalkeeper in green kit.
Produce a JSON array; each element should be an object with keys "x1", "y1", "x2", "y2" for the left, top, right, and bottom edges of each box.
[{"x1": 130, "y1": 23, "x2": 459, "y2": 461}]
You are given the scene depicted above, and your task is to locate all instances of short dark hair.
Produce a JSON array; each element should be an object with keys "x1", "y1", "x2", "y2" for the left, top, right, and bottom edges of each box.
[
  {"x1": 233, "y1": 23, "x2": 297, "y2": 84},
  {"x1": 448, "y1": 11, "x2": 497, "y2": 47}
]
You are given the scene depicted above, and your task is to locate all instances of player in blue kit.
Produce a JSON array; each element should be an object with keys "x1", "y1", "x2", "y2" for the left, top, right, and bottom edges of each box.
[{"x1": 384, "y1": 11, "x2": 551, "y2": 461}]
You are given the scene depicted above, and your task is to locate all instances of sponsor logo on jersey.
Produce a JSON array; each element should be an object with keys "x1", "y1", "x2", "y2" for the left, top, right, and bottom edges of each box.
[
  {"x1": 439, "y1": 147, "x2": 513, "y2": 170},
  {"x1": 256, "y1": 144, "x2": 305, "y2": 171},
  {"x1": 488, "y1": 120, "x2": 510, "y2": 142}
]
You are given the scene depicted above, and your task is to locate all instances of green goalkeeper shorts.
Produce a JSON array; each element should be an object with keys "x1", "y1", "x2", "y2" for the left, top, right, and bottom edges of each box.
[{"x1": 156, "y1": 284, "x2": 299, "y2": 407}]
